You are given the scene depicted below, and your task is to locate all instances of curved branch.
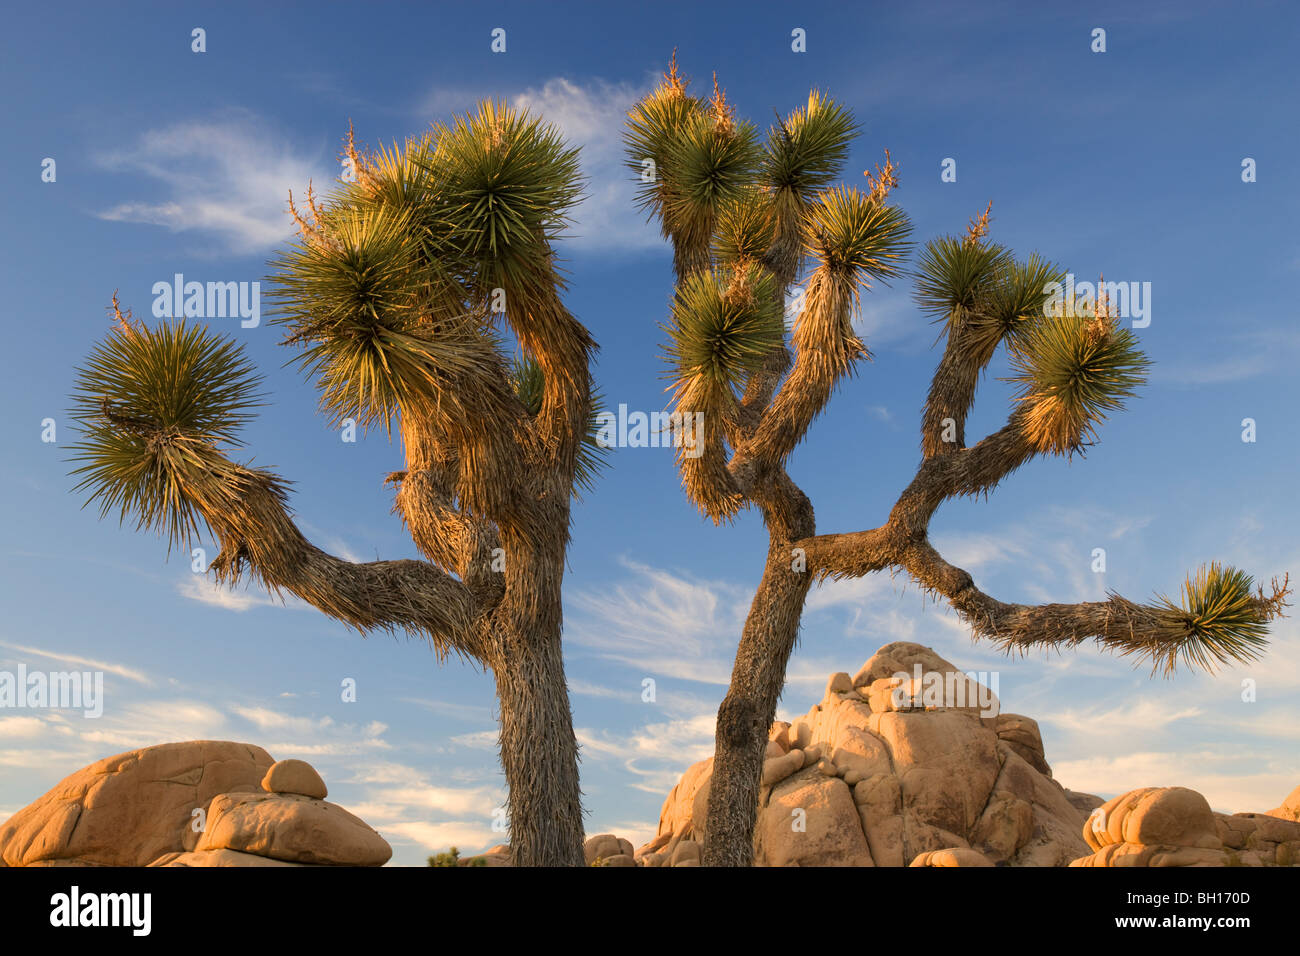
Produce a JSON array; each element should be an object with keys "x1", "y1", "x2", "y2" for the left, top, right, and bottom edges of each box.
[
  {"x1": 920, "y1": 321, "x2": 985, "y2": 457},
  {"x1": 900, "y1": 539, "x2": 1290, "y2": 675},
  {"x1": 185, "y1": 451, "x2": 484, "y2": 662},
  {"x1": 746, "y1": 269, "x2": 864, "y2": 468}
]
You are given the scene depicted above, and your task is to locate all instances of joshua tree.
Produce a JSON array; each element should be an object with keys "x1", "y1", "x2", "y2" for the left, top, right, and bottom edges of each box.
[
  {"x1": 68, "y1": 103, "x2": 606, "y2": 867},
  {"x1": 625, "y1": 58, "x2": 1291, "y2": 866}
]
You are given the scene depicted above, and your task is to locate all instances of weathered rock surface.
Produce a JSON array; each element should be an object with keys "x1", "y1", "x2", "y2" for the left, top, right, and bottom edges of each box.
[
  {"x1": 634, "y1": 641, "x2": 1300, "y2": 867},
  {"x1": 196, "y1": 791, "x2": 390, "y2": 865},
  {"x1": 0, "y1": 741, "x2": 390, "y2": 867},
  {"x1": 262, "y1": 758, "x2": 327, "y2": 799},
  {"x1": 1071, "y1": 785, "x2": 1300, "y2": 867},
  {"x1": 639, "y1": 642, "x2": 1088, "y2": 867}
]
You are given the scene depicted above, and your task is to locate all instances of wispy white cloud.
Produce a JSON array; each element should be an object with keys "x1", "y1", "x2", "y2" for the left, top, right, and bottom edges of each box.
[
  {"x1": 514, "y1": 77, "x2": 662, "y2": 254},
  {"x1": 1052, "y1": 748, "x2": 1298, "y2": 816},
  {"x1": 419, "y1": 75, "x2": 663, "y2": 255},
  {"x1": 175, "y1": 575, "x2": 307, "y2": 612},
  {"x1": 567, "y1": 558, "x2": 750, "y2": 685},
  {"x1": 0, "y1": 640, "x2": 153, "y2": 686},
  {"x1": 398, "y1": 697, "x2": 496, "y2": 723},
  {"x1": 1151, "y1": 329, "x2": 1300, "y2": 386},
  {"x1": 0, "y1": 716, "x2": 49, "y2": 739},
  {"x1": 578, "y1": 709, "x2": 717, "y2": 795},
  {"x1": 94, "y1": 110, "x2": 335, "y2": 255}
]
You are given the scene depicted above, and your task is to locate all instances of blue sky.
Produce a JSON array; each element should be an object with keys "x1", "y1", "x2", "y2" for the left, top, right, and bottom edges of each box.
[{"x1": 1, "y1": 1, "x2": 1297, "y2": 865}]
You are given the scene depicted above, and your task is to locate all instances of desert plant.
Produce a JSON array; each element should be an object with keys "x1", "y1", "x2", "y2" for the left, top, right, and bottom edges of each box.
[
  {"x1": 428, "y1": 847, "x2": 462, "y2": 867},
  {"x1": 625, "y1": 56, "x2": 1291, "y2": 866},
  {"x1": 69, "y1": 103, "x2": 607, "y2": 867}
]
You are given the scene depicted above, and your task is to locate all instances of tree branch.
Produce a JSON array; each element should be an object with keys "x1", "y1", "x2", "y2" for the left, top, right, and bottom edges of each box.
[
  {"x1": 183, "y1": 449, "x2": 485, "y2": 662},
  {"x1": 899, "y1": 539, "x2": 1290, "y2": 674}
]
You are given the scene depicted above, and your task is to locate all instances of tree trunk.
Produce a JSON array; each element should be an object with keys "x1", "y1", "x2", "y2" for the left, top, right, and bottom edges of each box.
[
  {"x1": 490, "y1": 528, "x2": 586, "y2": 867},
  {"x1": 702, "y1": 546, "x2": 813, "y2": 866}
]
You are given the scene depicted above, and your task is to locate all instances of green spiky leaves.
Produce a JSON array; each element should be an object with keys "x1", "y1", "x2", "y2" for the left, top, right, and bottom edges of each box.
[
  {"x1": 914, "y1": 236, "x2": 1014, "y2": 323},
  {"x1": 1009, "y1": 309, "x2": 1150, "y2": 455},
  {"x1": 269, "y1": 206, "x2": 504, "y2": 434},
  {"x1": 68, "y1": 321, "x2": 264, "y2": 551},
  {"x1": 509, "y1": 356, "x2": 610, "y2": 499},
  {"x1": 805, "y1": 187, "x2": 912, "y2": 289},
  {"x1": 712, "y1": 188, "x2": 776, "y2": 265},
  {"x1": 958, "y1": 253, "x2": 1067, "y2": 369},
  {"x1": 1149, "y1": 563, "x2": 1274, "y2": 674},
  {"x1": 666, "y1": 263, "x2": 785, "y2": 401},
  {"x1": 624, "y1": 80, "x2": 703, "y2": 219},
  {"x1": 763, "y1": 90, "x2": 858, "y2": 204},
  {"x1": 422, "y1": 100, "x2": 582, "y2": 293},
  {"x1": 625, "y1": 66, "x2": 760, "y2": 276}
]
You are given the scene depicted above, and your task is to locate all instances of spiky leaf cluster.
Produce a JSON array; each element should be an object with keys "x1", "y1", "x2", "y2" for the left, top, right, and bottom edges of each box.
[
  {"x1": 805, "y1": 187, "x2": 912, "y2": 289},
  {"x1": 1009, "y1": 310, "x2": 1150, "y2": 454},
  {"x1": 68, "y1": 321, "x2": 263, "y2": 550},
  {"x1": 1149, "y1": 563, "x2": 1273, "y2": 674},
  {"x1": 421, "y1": 100, "x2": 582, "y2": 293},
  {"x1": 665, "y1": 263, "x2": 785, "y2": 401},
  {"x1": 712, "y1": 188, "x2": 776, "y2": 265},
  {"x1": 509, "y1": 356, "x2": 610, "y2": 498},
  {"x1": 624, "y1": 80, "x2": 704, "y2": 219},
  {"x1": 269, "y1": 206, "x2": 504, "y2": 433},
  {"x1": 913, "y1": 236, "x2": 1014, "y2": 323},
  {"x1": 763, "y1": 90, "x2": 858, "y2": 214},
  {"x1": 270, "y1": 103, "x2": 584, "y2": 437}
]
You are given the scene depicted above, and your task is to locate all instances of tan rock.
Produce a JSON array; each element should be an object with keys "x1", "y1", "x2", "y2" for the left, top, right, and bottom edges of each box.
[
  {"x1": 1244, "y1": 811, "x2": 1300, "y2": 844},
  {"x1": 1120, "y1": 787, "x2": 1221, "y2": 849},
  {"x1": 789, "y1": 721, "x2": 812, "y2": 751},
  {"x1": 584, "y1": 833, "x2": 624, "y2": 866},
  {"x1": 866, "y1": 677, "x2": 906, "y2": 713},
  {"x1": 971, "y1": 790, "x2": 1034, "y2": 862},
  {"x1": 155, "y1": 849, "x2": 305, "y2": 867},
  {"x1": 769, "y1": 722, "x2": 792, "y2": 751},
  {"x1": 995, "y1": 714, "x2": 1051, "y2": 776},
  {"x1": 261, "y1": 759, "x2": 327, "y2": 799},
  {"x1": 670, "y1": 840, "x2": 701, "y2": 866},
  {"x1": 1215, "y1": 813, "x2": 1255, "y2": 850},
  {"x1": 854, "y1": 773, "x2": 904, "y2": 867},
  {"x1": 853, "y1": 642, "x2": 959, "y2": 690},
  {"x1": 762, "y1": 749, "x2": 805, "y2": 787},
  {"x1": 756, "y1": 768, "x2": 874, "y2": 866},
  {"x1": 826, "y1": 672, "x2": 853, "y2": 697},
  {"x1": 876, "y1": 710, "x2": 999, "y2": 840},
  {"x1": 460, "y1": 845, "x2": 511, "y2": 867},
  {"x1": 910, "y1": 847, "x2": 995, "y2": 867},
  {"x1": 650, "y1": 757, "x2": 711, "y2": 844},
  {"x1": 1268, "y1": 784, "x2": 1300, "y2": 823},
  {"x1": 0, "y1": 741, "x2": 273, "y2": 867},
  {"x1": 197, "y1": 791, "x2": 391, "y2": 866},
  {"x1": 829, "y1": 726, "x2": 892, "y2": 781},
  {"x1": 1064, "y1": 789, "x2": 1105, "y2": 815}
]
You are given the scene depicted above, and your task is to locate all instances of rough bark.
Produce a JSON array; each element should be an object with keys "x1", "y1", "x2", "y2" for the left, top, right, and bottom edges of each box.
[
  {"x1": 704, "y1": 549, "x2": 812, "y2": 865},
  {"x1": 703, "y1": 462, "x2": 815, "y2": 866},
  {"x1": 489, "y1": 527, "x2": 585, "y2": 866}
]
